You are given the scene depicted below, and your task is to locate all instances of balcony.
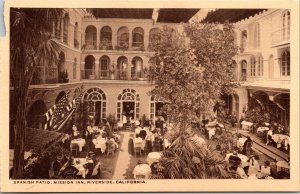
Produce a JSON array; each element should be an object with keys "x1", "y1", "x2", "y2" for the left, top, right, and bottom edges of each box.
[
  {"x1": 81, "y1": 69, "x2": 148, "y2": 81},
  {"x1": 271, "y1": 28, "x2": 290, "y2": 46},
  {"x1": 31, "y1": 66, "x2": 58, "y2": 85},
  {"x1": 99, "y1": 41, "x2": 113, "y2": 50}
]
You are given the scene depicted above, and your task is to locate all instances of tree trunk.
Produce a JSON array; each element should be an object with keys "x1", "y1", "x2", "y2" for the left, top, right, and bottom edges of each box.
[{"x1": 12, "y1": 86, "x2": 28, "y2": 179}]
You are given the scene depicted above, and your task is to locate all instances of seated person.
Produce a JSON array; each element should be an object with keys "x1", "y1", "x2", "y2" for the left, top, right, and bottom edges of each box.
[
  {"x1": 228, "y1": 151, "x2": 242, "y2": 167},
  {"x1": 260, "y1": 161, "x2": 271, "y2": 177},
  {"x1": 236, "y1": 164, "x2": 248, "y2": 179},
  {"x1": 247, "y1": 155, "x2": 260, "y2": 176},
  {"x1": 242, "y1": 136, "x2": 253, "y2": 155},
  {"x1": 139, "y1": 129, "x2": 147, "y2": 140}
]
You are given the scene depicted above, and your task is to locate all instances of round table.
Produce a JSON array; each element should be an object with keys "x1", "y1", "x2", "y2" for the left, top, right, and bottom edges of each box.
[
  {"x1": 93, "y1": 138, "x2": 107, "y2": 153},
  {"x1": 133, "y1": 164, "x2": 151, "y2": 179},
  {"x1": 147, "y1": 152, "x2": 161, "y2": 166}
]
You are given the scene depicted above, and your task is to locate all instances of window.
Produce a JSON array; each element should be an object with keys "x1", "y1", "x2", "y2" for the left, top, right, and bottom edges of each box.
[
  {"x1": 250, "y1": 57, "x2": 256, "y2": 76},
  {"x1": 257, "y1": 56, "x2": 263, "y2": 76},
  {"x1": 282, "y1": 10, "x2": 290, "y2": 41},
  {"x1": 132, "y1": 27, "x2": 144, "y2": 47},
  {"x1": 73, "y1": 58, "x2": 77, "y2": 79},
  {"x1": 100, "y1": 56, "x2": 110, "y2": 78},
  {"x1": 281, "y1": 50, "x2": 290, "y2": 76},
  {"x1": 100, "y1": 26, "x2": 112, "y2": 49}
]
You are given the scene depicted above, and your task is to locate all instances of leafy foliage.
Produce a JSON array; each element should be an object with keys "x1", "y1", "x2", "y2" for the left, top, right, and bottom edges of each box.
[{"x1": 148, "y1": 23, "x2": 238, "y2": 130}]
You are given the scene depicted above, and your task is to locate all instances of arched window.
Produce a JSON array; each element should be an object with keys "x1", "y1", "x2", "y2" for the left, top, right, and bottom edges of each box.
[
  {"x1": 132, "y1": 27, "x2": 144, "y2": 47},
  {"x1": 74, "y1": 22, "x2": 79, "y2": 48},
  {"x1": 150, "y1": 95, "x2": 166, "y2": 122},
  {"x1": 131, "y1": 57, "x2": 143, "y2": 79},
  {"x1": 83, "y1": 88, "x2": 107, "y2": 124},
  {"x1": 84, "y1": 55, "x2": 96, "y2": 79},
  {"x1": 63, "y1": 14, "x2": 69, "y2": 44},
  {"x1": 240, "y1": 30, "x2": 247, "y2": 52},
  {"x1": 73, "y1": 58, "x2": 77, "y2": 79},
  {"x1": 250, "y1": 56, "x2": 256, "y2": 76},
  {"x1": 117, "y1": 56, "x2": 128, "y2": 79},
  {"x1": 85, "y1": 25, "x2": 97, "y2": 50},
  {"x1": 254, "y1": 23, "x2": 260, "y2": 48},
  {"x1": 100, "y1": 26, "x2": 112, "y2": 49},
  {"x1": 282, "y1": 10, "x2": 290, "y2": 41},
  {"x1": 100, "y1": 55, "x2": 110, "y2": 79},
  {"x1": 281, "y1": 50, "x2": 290, "y2": 76},
  {"x1": 117, "y1": 27, "x2": 129, "y2": 50}
]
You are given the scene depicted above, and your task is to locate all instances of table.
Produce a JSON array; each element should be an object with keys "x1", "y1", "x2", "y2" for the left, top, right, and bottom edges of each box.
[
  {"x1": 225, "y1": 153, "x2": 249, "y2": 168},
  {"x1": 71, "y1": 138, "x2": 86, "y2": 152},
  {"x1": 257, "y1": 127, "x2": 269, "y2": 133},
  {"x1": 73, "y1": 158, "x2": 89, "y2": 178},
  {"x1": 133, "y1": 137, "x2": 145, "y2": 150},
  {"x1": 93, "y1": 137, "x2": 107, "y2": 153},
  {"x1": 276, "y1": 160, "x2": 290, "y2": 172},
  {"x1": 241, "y1": 121, "x2": 253, "y2": 131},
  {"x1": 147, "y1": 152, "x2": 162, "y2": 166},
  {"x1": 272, "y1": 134, "x2": 290, "y2": 149},
  {"x1": 133, "y1": 164, "x2": 151, "y2": 179},
  {"x1": 237, "y1": 137, "x2": 247, "y2": 149}
]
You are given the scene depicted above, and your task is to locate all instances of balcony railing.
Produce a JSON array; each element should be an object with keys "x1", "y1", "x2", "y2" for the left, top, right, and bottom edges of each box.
[
  {"x1": 81, "y1": 69, "x2": 148, "y2": 81},
  {"x1": 271, "y1": 28, "x2": 290, "y2": 45},
  {"x1": 83, "y1": 40, "x2": 97, "y2": 50},
  {"x1": 99, "y1": 41, "x2": 113, "y2": 50},
  {"x1": 31, "y1": 66, "x2": 58, "y2": 85}
]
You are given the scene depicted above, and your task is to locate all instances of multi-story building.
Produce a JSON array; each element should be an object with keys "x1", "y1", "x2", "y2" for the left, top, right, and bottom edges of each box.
[
  {"x1": 10, "y1": 8, "x2": 290, "y2": 131},
  {"x1": 203, "y1": 9, "x2": 290, "y2": 129}
]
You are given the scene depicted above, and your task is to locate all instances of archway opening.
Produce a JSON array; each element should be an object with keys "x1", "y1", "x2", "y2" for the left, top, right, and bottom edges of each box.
[
  {"x1": 27, "y1": 100, "x2": 47, "y2": 129},
  {"x1": 85, "y1": 25, "x2": 97, "y2": 49},
  {"x1": 99, "y1": 55, "x2": 110, "y2": 79},
  {"x1": 131, "y1": 56, "x2": 143, "y2": 79},
  {"x1": 240, "y1": 60, "x2": 247, "y2": 81},
  {"x1": 84, "y1": 55, "x2": 95, "y2": 79},
  {"x1": 100, "y1": 26, "x2": 112, "y2": 49},
  {"x1": 117, "y1": 88, "x2": 140, "y2": 121},
  {"x1": 117, "y1": 56, "x2": 128, "y2": 80},
  {"x1": 117, "y1": 26, "x2": 129, "y2": 49}
]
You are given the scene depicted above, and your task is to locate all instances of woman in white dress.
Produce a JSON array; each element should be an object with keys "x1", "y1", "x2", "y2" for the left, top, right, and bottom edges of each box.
[{"x1": 247, "y1": 155, "x2": 260, "y2": 176}]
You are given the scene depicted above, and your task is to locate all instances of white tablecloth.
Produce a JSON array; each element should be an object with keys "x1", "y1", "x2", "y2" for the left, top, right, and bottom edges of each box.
[
  {"x1": 133, "y1": 164, "x2": 151, "y2": 179},
  {"x1": 272, "y1": 134, "x2": 289, "y2": 149},
  {"x1": 70, "y1": 138, "x2": 86, "y2": 152},
  {"x1": 93, "y1": 138, "x2": 107, "y2": 153},
  {"x1": 147, "y1": 152, "x2": 161, "y2": 166},
  {"x1": 237, "y1": 137, "x2": 247, "y2": 149},
  {"x1": 73, "y1": 158, "x2": 88, "y2": 178},
  {"x1": 241, "y1": 121, "x2": 253, "y2": 130},
  {"x1": 225, "y1": 153, "x2": 249, "y2": 168},
  {"x1": 276, "y1": 160, "x2": 290, "y2": 172},
  {"x1": 257, "y1": 127, "x2": 269, "y2": 133},
  {"x1": 133, "y1": 137, "x2": 145, "y2": 150}
]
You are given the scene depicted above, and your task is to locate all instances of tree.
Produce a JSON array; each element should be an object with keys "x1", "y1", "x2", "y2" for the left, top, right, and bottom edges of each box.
[
  {"x1": 148, "y1": 22, "x2": 237, "y2": 132},
  {"x1": 10, "y1": 8, "x2": 63, "y2": 178}
]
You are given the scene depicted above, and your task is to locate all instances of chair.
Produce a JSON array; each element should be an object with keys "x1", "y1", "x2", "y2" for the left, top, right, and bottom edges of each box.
[
  {"x1": 71, "y1": 143, "x2": 79, "y2": 156},
  {"x1": 106, "y1": 143, "x2": 115, "y2": 156}
]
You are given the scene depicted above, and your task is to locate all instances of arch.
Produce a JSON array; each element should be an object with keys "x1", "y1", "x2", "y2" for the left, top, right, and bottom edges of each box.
[
  {"x1": 240, "y1": 60, "x2": 247, "y2": 81},
  {"x1": 55, "y1": 91, "x2": 67, "y2": 104},
  {"x1": 131, "y1": 56, "x2": 143, "y2": 79},
  {"x1": 100, "y1": 26, "x2": 112, "y2": 49},
  {"x1": 83, "y1": 88, "x2": 107, "y2": 124},
  {"x1": 85, "y1": 25, "x2": 97, "y2": 49},
  {"x1": 99, "y1": 55, "x2": 110, "y2": 79},
  {"x1": 281, "y1": 50, "x2": 290, "y2": 76},
  {"x1": 116, "y1": 56, "x2": 128, "y2": 79},
  {"x1": 63, "y1": 13, "x2": 69, "y2": 44},
  {"x1": 268, "y1": 55, "x2": 274, "y2": 79},
  {"x1": 240, "y1": 30, "x2": 247, "y2": 52},
  {"x1": 74, "y1": 22, "x2": 79, "y2": 48},
  {"x1": 282, "y1": 10, "x2": 290, "y2": 41},
  {"x1": 84, "y1": 55, "x2": 96, "y2": 79},
  {"x1": 150, "y1": 95, "x2": 167, "y2": 122},
  {"x1": 149, "y1": 28, "x2": 161, "y2": 50},
  {"x1": 27, "y1": 100, "x2": 47, "y2": 129},
  {"x1": 132, "y1": 27, "x2": 144, "y2": 47},
  {"x1": 117, "y1": 26, "x2": 129, "y2": 49},
  {"x1": 116, "y1": 88, "x2": 140, "y2": 121},
  {"x1": 58, "y1": 52, "x2": 65, "y2": 83}
]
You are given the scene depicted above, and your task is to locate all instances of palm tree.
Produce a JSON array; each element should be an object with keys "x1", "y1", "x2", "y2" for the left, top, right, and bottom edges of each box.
[{"x1": 10, "y1": 8, "x2": 63, "y2": 178}]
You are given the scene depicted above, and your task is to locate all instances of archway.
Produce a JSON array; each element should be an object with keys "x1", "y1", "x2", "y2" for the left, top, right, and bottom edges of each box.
[
  {"x1": 116, "y1": 88, "x2": 140, "y2": 121},
  {"x1": 132, "y1": 27, "x2": 144, "y2": 47},
  {"x1": 27, "y1": 100, "x2": 47, "y2": 129},
  {"x1": 117, "y1": 26, "x2": 129, "y2": 49},
  {"x1": 85, "y1": 25, "x2": 97, "y2": 49},
  {"x1": 84, "y1": 55, "x2": 95, "y2": 79},
  {"x1": 100, "y1": 26, "x2": 112, "y2": 49},
  {"x1": 117, "y1": 56, "x2": 128, "y2": 80},
  {"x1": 131, "y1": 56, "x2": 143, "y2": 79},
  {"x1": 240, "y1": 60, "x2": 247, "y2": 81},
  {"x1": 83, "y1": 88, "x2": 107, "y2": 125},
  {"x1": 99, "y1": 55, "x2": 110, "y2": 79},
  {"x1": 150, "y1": 95, "x2": 167, "y2": 123}
]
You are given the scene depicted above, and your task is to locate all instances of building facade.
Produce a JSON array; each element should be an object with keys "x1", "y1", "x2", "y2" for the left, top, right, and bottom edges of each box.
[{"x1": 10, "y1": 8, "x2": 291, "y2": 131}]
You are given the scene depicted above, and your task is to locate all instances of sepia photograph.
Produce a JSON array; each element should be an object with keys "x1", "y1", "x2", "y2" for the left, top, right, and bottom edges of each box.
[{"x1": 1, "y1": 0, "x2": 299, "y2": 192}]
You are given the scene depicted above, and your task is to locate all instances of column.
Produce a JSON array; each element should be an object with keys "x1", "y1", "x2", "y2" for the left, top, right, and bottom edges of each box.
[
  {"x1": 126, "y1": 57, "x2": 131, "y2": 80},
  {"x1": 60, "y1": 18, "x2": 64, "y2": 42},
  {"x1": 112, "y1": 27, "x2": 117, "y2": 49},
  {"x1": 128, "y1": 28, "x2": 132, "y2": 50},
  {"x1": 144, "y1": 29, "x2": 149, "y2": 51},
  {"x1": 96, "y1": 26, "x2": 100, "y2": 50},
  {"x1": 95, "y1": 60, "x2": 100, "y2": 79}
]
